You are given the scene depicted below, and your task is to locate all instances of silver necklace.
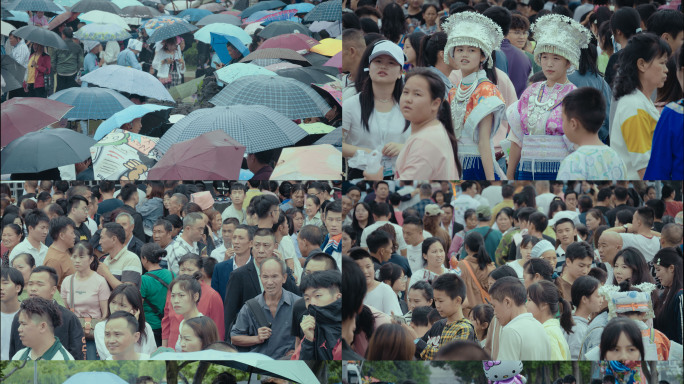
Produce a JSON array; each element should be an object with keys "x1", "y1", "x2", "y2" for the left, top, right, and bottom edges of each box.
[
  {"x1": 527, "y1": 82, "x2": 566, "y2": 131},
  {"x1": 375, "y1": 97, "x2": 392, "y2": 103},
  {"x1": 451, "y1": 75, "x2": 479, "y2": 139}
]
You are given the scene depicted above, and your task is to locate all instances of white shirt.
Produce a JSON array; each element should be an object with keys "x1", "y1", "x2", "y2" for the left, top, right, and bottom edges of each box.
[
  {"x1": 85, "y1": 217, "x2": 98, "y2": 237},
  {"x1": 481, "y1": 186, "x2": 503, "y2": 208},
  {"x1": 279, "y1": 235, "x2": 302, "y2": 282},
  {"x1": 342, "y1": 92, "x2": 410, "y2": 154},
  {"x1": 498, "y1": 313, "x2": 552, "y2": 360},
  {"x1": 451, "y1": 194, "x2": 480, "y2": 226},
  {"x1": 620, "y1": 233, "x2": 660, "y2": 262},
  {"x1": 1, "y1": 309, "x2": 19, "y2": 360},
  {"x1": 210, "y1": 244, "x2": 228, "y2": 263},
  {"x1": 363, "y1": 283, "x2": 402, "y2": 316},
  {"x1": 397, "y1": 185, "x2": 420, "y2": 212},
  {"x1": 10, "y1": 40, "x2": 30, "y2": 68},
  {"x1": 9, "y1": 238, "x2": 49, "y2": 266},
  {"x1": 536, "y1": 193, "x2": 557, "y2": 216},
  {"x1": 360, "y1": 221, "x2": 408, "y2": 252},
  {"x1": 405, "y1": 242, "x2": 423, "y2": 273},
  {"x1": 94, "y1": 321, "x2": 157, "y2": 361},
  {"x1": 221, "y1": 204, "x2": 245, "y2": 224}
]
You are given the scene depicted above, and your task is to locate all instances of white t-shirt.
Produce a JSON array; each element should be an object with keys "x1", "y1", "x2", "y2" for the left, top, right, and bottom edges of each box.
[
  {"x1": 221, "y1": 204, "x2": 245, "y2": 224},
  {"x1": 360, "y1": 221, "x2": 408, "y2": 252},
  {"x1": 363, "y1": 283, "x2": 402, "y2": 316},
  {"x1": 279, "y1": 235, "x2": 302, "y2": 282},
  {"x1": 1, "y1": 309, "x2": 19, "y2": 360},
  {"x1": 210, "y1": 244, "x2": 229, "y2": 263},
  {"x1": 405, "y1": 243, "x2": 423, "y2": 273},
  {"x1": 481, "y1": 186, "x2": 503, "y2": 208},
  {"x1": 620, "y1": 233, "x2": 660, "y2": 262},
  {"x1": 9, "y1": 238, "x2": 49, "y2": 266},
  {"x1": 536, "y1": 192, "x2": 557, "y2": 216},
  {"x1": 95, "y1": 320, "x2": 158, "y2": 360},
  {"x1": 498, "y1": 313, "x2": 552, "y2": 360},
  {"x1": 451, "y1": 194, "x2": 480, "y2": 226}
]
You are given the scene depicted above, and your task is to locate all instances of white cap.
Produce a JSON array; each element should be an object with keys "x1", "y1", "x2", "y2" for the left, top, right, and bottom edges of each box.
[{"x1": 368, "y1": 40, "x2": 405, "y2": 67}]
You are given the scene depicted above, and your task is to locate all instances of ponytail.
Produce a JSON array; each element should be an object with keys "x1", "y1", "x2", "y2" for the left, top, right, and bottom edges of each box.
[
  {"x1": 484, "y1": 50, "x2": 498, "y2": 85},
  {"x1": 439, "y1": 99, "x2": 463, "y2": 177},
  {"x1": 464, "y1": 231, "x2": 490, "y2": 270},
  {"x1": 558, "y1": 295, "x2": 574, "y2": 334},
  {"x1": 528, "y1": 280, "x2": 575, "y2": 334}
]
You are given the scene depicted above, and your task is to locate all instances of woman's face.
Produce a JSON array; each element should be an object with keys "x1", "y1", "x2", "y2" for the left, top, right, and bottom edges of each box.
[
  {"x1": 523, "y1": 271, "x2": 538, "y2": 288},
  {"x1": 639, "y1": 53, "x2": 668, "y2": 91},
  {"x1": 465, "y1": 214, "x2": 478, "y2": 230},
  {"x1": 304, "y1": 198, "x2": 318, "y2": 218},
  {"x1": 211, "y1": 214, "x2": 222, "y2": 232},
  {"x1": 391, "y1": 272, "x2": 407, "y2": 292},
  {"x1": 71, "y1": 250, "x2": 92, "y2": 273},
  {"x1": 109, "y1": 294, "x2": 139, "y2": 319},
  {"x1": 171, "y1": 285, "x2": 196, "y2": 316},
  {"x1": 451, "y1": 45, "x2": 483, "y2": 75},
  {"x1": 613, "y1": 256, "x2": 633, "y2": 284},
  {"x1": 368, "y1": 55, "x2": 402, "y2": 84},
  {"x1": 584, "y1": 288, "x2": 604, "y2": 314},
  {"x1": 407, "y1": 288, "x2": 432, "y2": 312},
  {"x1": 179, "y1": 323, "x2": 203, "y2": 352},
  {"x1": 586, "y1": 213, "x2": 600, "y2": 232},
  {"x1": 341, "y1": 232, "x2": 353, "y2": 255},
  {"x1": 423, "y1": 6, "x2": 437, "y2": 25},
  {"x1": 646, "y1": 188, "x2": 656, "y2": 201},
  {"x1": 292, "y1": 212, "x2": 304, "y2": 232},
  {"x1": 496, "y1": 213, "x2": 512, "y2": 233},
  {"x1": 434, "y1": 192, "x2": 444, "y2": 205},
  {"x1": 604, "y1": 331, "x2": 641, "y2": 362},
  {"x1": 541, "y1": 251, "x2": 557, "y2": 270},
  {"x1": 520, "y1": 243, "x2": 534, "y2": 261},
  {"x1": 400, "y1": 75, "x2": 439, "y2": 123},
  {"x1": 355, "y1": 204, "x2": 369, "y2": 223},
  {"x1": 403, "y1": 40, "x2": 417, "y2": 66},
  {"x1": 355, "y1": 258, "x2": 376, "y2": 287},
  {"x1": 11, "y1": 257, "x2": 33, "y2": 283},
  {"x1": 526, "y1": 297, "x2": 544, "y2": 321},
  {"x1": 540, "y1": 53, "x2": 570, "y2": 84},
  {"x1": 291, "y1": 190, "x2": 305, "y2": 208},
  {"x1": 1, "y1": 226, "x2": 21, "y2": 249},
  {"x1": 507, "y1": 29, "x2": 528, "y2": 50},
  {"x1": 423, "y1": 241, "x2": 445, "y2": 269},
  {"x1": 654, "y1": 264, "x2": 675, "y2": 288}
]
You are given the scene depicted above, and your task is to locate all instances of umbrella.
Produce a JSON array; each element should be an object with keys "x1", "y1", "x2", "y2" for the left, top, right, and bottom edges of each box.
[
  {"x1": 48, "y1": 87, "x2": 134, "y2": 120},
  {"x1": 167, "y1": 75, "x2": 203, "y2": 101},
  {"x1": 310, "y1": 37, "x2": 341, "y2": 56},
  {"x1": 209, "y1": 75, "x2": 329, "y2": 119},
  {"x1": 0, "y1": 55, "x2": 25, "y2": 92},
  {"x1": 257, "y1": 33, "x2": 318, "y2": 51},
  {"x1": 239, "y1": 48, "x2": 310, "y2": 66},
  {"x1": 271, "y1": 144, "x2": 341, "y2": 179},
  {"x1": 9, "y1": 0, "x2": 63, "y2": 13},
  {"x1": 258, "y1": 20, "x2": 310, "y2": 39},
  {"x1": 283, "y1": 3, "x2": 314, "y2": 14},
  {"x1": 163, "y1": 0, "x2": 189, "y2": 11},
  {"x1": 303, "y1": 0, "x2": 341, "y2": 22},
  {"x1": 47, "y1": 10, "x2": 76, "y2": 30},
  {"x1": 275, "y1": 66, "x2": 336, "y2": 84},
  {"x1": 264, "y1": 61, "x2": 300, "y2": 71},
  {"x1": 240, "y1": 0, "x2": 285, "y2": 19},
  {"x1": 74, "y1": 23, "x2": 131, "y2": 41},
  {"x1": 308, "y1": 20, "x2": 342, "y2": 37},
  {"x1": 146, "y1": 19, "x2": 196, "y2": 43},
  {"x1": 140, "y1": 15, "x2": 183, "y2": 34},
  {"x1": 111, "y1": 0, "x2": 143, "y2": 8},
  {"x1": 214, "y1": 63, "x2": 276, "y2": 85},
  {"x1": 120, "y1": 5, "x2": 159, "y2": 18},
  {"x1": 80, "y1": 65, "x2": 174, "y2": 102},
  {"x1": 5, "y1": 10, "x2": 30, "y2": 23},
  {"x1": 1, "y1": 128, "x2": 96, "y2": 174},
  {"x1": 303, "y1": 51, "x2": 330, "y2": 66},
  {"x1": 12, "y1": 25, "x2": 67, "y2": 49},
  {"x1": 1, "y1": 8, "x2": 12, "y2": 19},
  {"x1": 244, "y1": 9, "x2": 296, "y2": 25},
  {"x1": 1, "y1": 19, "x2": 16, "y2": 36},
  {"x1": 194, "y1": 23, "x2": 250, "y2": 45},
  {"x1": 52, "y1": 0, "x2": 80, "y2": 5},
  {"x1": 71, "y1": 0, "x2": 123, "y2": 14},
  {"x1": 314, "y1": 126, "x2": 342, "y2": 146},
  {"x1": 312, "y1": 81, "x2": 342, "y2": 107},
  {"x1": 1, "y1": 97, "x2": 74, "y2": 146},
  {"x1": 90, "y1": 128, "x2": 161, "y2": 180},
  {"x1": 298, "y1": 122, "x2": 335, "y2": 135},
  {"x1": 197, "y1": 3, "x2": 224, "y2": 12},
  {"x1": 210, "y1": 32, "x2": 249, "y2": 64},
  {"x1": 232, "y1": 0, "x2": 248, "y2": 11},
  {"x1": 196, "y1": 13, "x2": 240, "y2": 27},
  {"x1": 251, "y1": 58, "x2": 285, "y2": 67},
  {"x1": 148, "y1": 130, "x2": 245, "y2": 179},
  {"x1": 79, "y1": 10, "x2": 130, "y2": 30},
  {"x1": 220, "y1": 10, "x2": 241, "y2": 16},
  {"x1": 242, "y1": 21, "x2": 263, "y2": 36},
  {"x1": 93, "y1": 103, "x2": 172, "y2": 140},
  {"x1": 155, "y1": 104, "x2": 307, "y2": 154},
  {"x1": 63, "y1": 372, "x2": 128, "y2": 384},
  {"x1": 324, "y1": 51, "x2": 341, "y2": 70},
  {"x1": 177, "y1": 8, "x2": 211, "y2": 23}
]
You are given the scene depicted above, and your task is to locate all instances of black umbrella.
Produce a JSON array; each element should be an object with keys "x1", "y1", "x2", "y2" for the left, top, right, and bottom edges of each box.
[
  {"x1": 275, "y1": 67, "x2": 336, "y2": 85},
  {"x1": 1, "y1": 55, "x2": 24, "y2": 92},
  {"x1": 258, "y1": 21, "x2": 311, "y2": 39},
  {"x1": 147, "y1": 21, "x2": 197, "y2": 44},
  {"x1": 8, "y1": 0, "x2": 62, "y2": 13},
  {"x1": 70, "y1": 0, "x2": 123, "y2": 14},
  {"x1": 303, "y1": 51, "x2": 331, "y2": 67},
  {"x1": 13, "y1": 25, "x2": 67, "y2": 49},
  {"x1": 121, "y1": 5, "x2": 160, "y2": 18},
  {"x1": 232, "y1": 0, "x2": 248, "y2": 11}
]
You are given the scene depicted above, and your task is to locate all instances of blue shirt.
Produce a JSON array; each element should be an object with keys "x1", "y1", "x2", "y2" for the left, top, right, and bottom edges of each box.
[
  {"x1": 117, "y1": 49, "x2": 142, "y2": 70},
  {"x1": 82, "y1": 52, "x2": 98, "y2": 87},
  {"x1": 568, "y1": 69, "x2": 612, "y2": 143},
  {"x1": 494, "y1": 49, "x2": 508, "y2": 75},
  {"x1": 644, "y1": 99, "x2": 684, "y2": 180}
]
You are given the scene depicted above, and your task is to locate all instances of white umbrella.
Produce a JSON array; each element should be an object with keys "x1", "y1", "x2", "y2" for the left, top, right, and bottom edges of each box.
[
  {"x1": 164, "y1": 0, "x2": 190, "y2": 11},
  {"x1": 79, "y1": 10, "x2": 131, "y2": 30},
  {"x1": 80, "y1": 65, "x2": 175, "y2": 102},
  {"x1": 1, "y1": 20, "x2": 16, "y2": 37}
]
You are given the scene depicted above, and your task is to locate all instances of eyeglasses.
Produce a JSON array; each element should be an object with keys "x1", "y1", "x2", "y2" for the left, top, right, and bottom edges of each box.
[{"x1": 400, "y1": 275, "x2": 408, "y2": 282}]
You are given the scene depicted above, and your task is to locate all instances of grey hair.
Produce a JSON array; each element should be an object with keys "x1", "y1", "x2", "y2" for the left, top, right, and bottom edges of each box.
[
  {"x1": 183, "y1": 212, "x2": 203, "y2": 228},
  {"x1": 172, "y1": 193, "x2": 189, "y2": 206},
  {"x1": 260, "y1": 256, "x2": 287, "y2": 275},
  {"x1": 115, "y1": 212, "x2": 135, "y2": 225}
]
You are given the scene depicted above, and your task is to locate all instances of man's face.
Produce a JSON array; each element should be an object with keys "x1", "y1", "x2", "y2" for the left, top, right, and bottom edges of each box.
[
  {"x1": 230, "y1": 190, "x2": 245, "y2": 206},
  {"x1": 402, "y1": 223, "x2": 422, "y2": 246},
  {"x1": 565, "y1": 257, "x2": 592, "y2": 280},
  {"x1": 70, "y1": 200, "x2": 88, "y2": 224},
  {"x1": 598, "y1": 234, "x2": 621, "y2": 265},
  {"x1": 29, "y1": 221, "x2": 49, "y2": 244},
  {"x1": 253, "y1": 235, "x2": 275, "y2": 266},
  {"x1": 153, "y1": 225, "x2": 173, "y2": 248},
  {"x1": 116, "y1": 217, "x2": 134, "y2": 240},
  {"x1": 555, "y1": 222, "x2": 575, "y2": 246},
  {"x1": 324, "y1": 211, "x2": 343, "y2": 236},
  {"x1": 260, "y1": 259, "x2": 285, "y2": 295},
  {"x1": 105, "y1": 317, "x2": 139, "y2": 358},
  {"x1": 59, "y1": 225, "x2": 76, "y2": 248},
  {"x1": 347, "y1": 189, "x2": 361, "y2": 205},
  {"x1": 377, "y1": 242, "x2": 393, "y2": 262},
  {"x1": 0, "y1": 277, "x2": 21, "y2": 303},
  {"x1": 232, "y1": 228, "x2": 252, "y2": 256},
  {"x1": 565, "y1": 194, "x2": 578, "y2": 211},
  {"x1": 27, "y1": 271, "x2": 56, "y2": 300},
  {"x1": 221, "y1": 223, "x2": 236, "y2": 246},
  {"x1": 441, "y1": 207, "x2": 453, "y2": 226},
  {"x1": 100, "y1": 229, "x2": 117, "y2": 253},
  {"x1": 184, "y1": 220, "x2": 205, "y2": 243},
  {"x1": 375, "y1": 184, "x2": 389, "y2": 200},
  {"x1": 291, "y1": 190, "x2": 305, "y2": 208},
  {"x1": 303, "y1": 286, "x2": 340, "y2": 308},
  {"x1": 18, "y1": 311, "x2": 43, "y2": 349},
  {"x1": 168, "y1": 197, "x2": 182, "y2": 215},
  {"x1": 490, "y1": 297, "x2": 515, "y2": 326},
  {"x1": 179, "y1": 261, "x2": 200, "y2": 277},
  {"x1": 341, "y1": 197, "x2": 353, "y2": 216},
  {"x1": 308, "y1": 188, "x2": 324, "y2": 202},
  {"x1": 304, "y1": 259, "x2": 330, "y2": 275}
]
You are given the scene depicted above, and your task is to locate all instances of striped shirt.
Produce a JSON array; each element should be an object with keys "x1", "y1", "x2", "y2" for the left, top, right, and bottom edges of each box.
[{"x1": 103, "y1": 247, "x2": 142, "y2": 288}]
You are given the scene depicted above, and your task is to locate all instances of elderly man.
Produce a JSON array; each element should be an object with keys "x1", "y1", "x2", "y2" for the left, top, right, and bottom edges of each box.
[
  {"x1": 115, "y1": 212, "x2": 145, "y2": 257},
  {"x1": 597, "y1": 231, "x2": 623, "y2": 284},
  {"x1": 167, "y1": 193, "x2": 187, "y2": 217},
  {"x1": 164, "y1": 212, "x2": 203, "y2": 275},
  {"x1": 660, "y1": 223, "x2": 683, "y2": 249}
]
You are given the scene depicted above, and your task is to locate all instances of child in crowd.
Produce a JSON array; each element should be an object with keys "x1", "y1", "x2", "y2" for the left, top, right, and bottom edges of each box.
[
  {"x1": 350, "y1": 248, "x2": 402, "y2": 316},
  {"x1": 527, "y1": 280, "x2": 573, "y2": 360},
  {"x1": 556, "y1": 242, "x2": 594, "y2": 302},
  {"x1": 567, "y1": 275, "x2": 603, "y2": 360}
]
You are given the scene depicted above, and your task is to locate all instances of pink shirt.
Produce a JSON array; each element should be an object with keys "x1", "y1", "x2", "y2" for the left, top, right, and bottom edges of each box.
[
  {"x1": 61, "y1": 272, "x2": 111, "y2": 319},
  {"x1": 395, "y1": 123, "x2": 459, "y2": 180}
]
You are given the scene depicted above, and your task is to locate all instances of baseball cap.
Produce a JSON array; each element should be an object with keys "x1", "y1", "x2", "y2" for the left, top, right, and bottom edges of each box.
[{"x1": 368, "y1": 40, "x2": 405, "y2": 67}]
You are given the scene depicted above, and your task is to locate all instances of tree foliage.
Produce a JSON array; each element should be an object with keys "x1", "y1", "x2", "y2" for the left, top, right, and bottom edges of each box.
[
  {"x1": 362, "y1": 361, "x2": 431, "y2": 384},
  {"x1": 0, "y1": 361, "x2": 166, "y2": 384}
]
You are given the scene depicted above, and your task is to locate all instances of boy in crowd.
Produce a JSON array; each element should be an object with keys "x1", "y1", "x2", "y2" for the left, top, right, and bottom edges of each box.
[
  {"x1": 554, "y1": 217, "x2": 577, "y2": 269},
  {"x1": 556, "y1": 242, "x2": 594, "y2": 301},
  {"x1": 222, "y1": 183, "x2": 246, "y2": 224},
  {"x1": 12, "y1": 297, "x2": 74, "y2": 360},
  {"x1": 298, "y1": 270, "x2": 342, "y2": 360},
  {"x1": 1, "y1": 268, "x2": 23, "y2": 360}
]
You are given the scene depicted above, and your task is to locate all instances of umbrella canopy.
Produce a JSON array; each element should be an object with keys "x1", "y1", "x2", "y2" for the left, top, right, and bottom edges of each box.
[
  {"x1": 196, "y1": 13, "x2": 240, "y2": 27},
  {"x1": 156, "y1": 105, "x2": 307, "y2": 154},
  {"x1": 298, "y1": 122, "x2": 335, "y2": 135},
  {"x1": 258, "y1": 20, "x2": 310, "y2": 39},
  {"x1": 303, "y1": 51, "x2": 330, "y2": 66},
  {"x1": 271, "y1": 144, "x2": 341, "y2": 180},
  {"x1": 146, "y1": 19, "x2": 196, "y2": 43},
  {"x1": 71, "y1": 0, "x2": 123, "y2": 14},
  {"x1": 1, "y1": 128, "x2": 96, "y2": 174},
  {"x1": 197, "y1": 3, "x2": 224, "y2": 12},
  {"x1": 90, "y1": 129, "x2": 161, "y2": 180},
  {"x1": 244, "y1": 9, "x2": 296, "y2": 25},
  {"x1": 111, "y1": 0, "x2": 144, "y2": 8},
  {"x1": 242, "y1": 21, "x2": 263, "y2": 36},
  {"x1": 324, "y1": 51, "x2": 341, "y2": 70},
  {"x1": 283, "y1": 3, "x2": 314, "y2": 14},
  {"x1": 79, "y1": 10, "x2": 130, "y2": 30},
  {"x1": 148, "y1": 130, "x2": 245, "y2": 180},
  {"x1": 194, "y1": 23, "x2": 250, "y2": 45},
  {"x1": 5, "y1": 10, "x2": 30, "y2": 23},
  {"x1": 63, "y1": 372, "x2": 129, "y2": 384},
  {"x1": 80, "y1": 65, "x2": 174, "y2": 102},
  {"x1": 275, "y1": 66, "x2": 336, "y2": 84},
  {"x1": 312, "y1": 81, "x2": 342, "y2": 106},
  {"x1": 1, "y1": 97, "x2": 74, "y2": 146},
  {"x1": 47, "y1": 10, "x2": 77, "y2": 30},
  {"x1": 239, "y1": 48, "x2": 310, "y2": 66},
  {"x1": 177, "y1": 7, "x2": 211, "y2": 23},
  {"x1": 120, "y1": 5, "x2": 159, "y2": 18},
  {"x1": 1, "y1": 20, "x2": 16, "y2": 36},
  {"x1": 240, "y1": 0, "x2": 285, "y2": 19},
  {"x1": 211, "y1": 32, "x2": 249, "y2": 65},
  {"x1": 163, "y1": 0, "x2": 189, "y2": 11},
  {"x1": 48, "y1": 87, "x2": 134, "y2": 120},
  {"x1": 232, "y1": 0, "x2": 248, "y2": 11},
  {"x1": 140, "y1": 15, "x2": 183, "y2": 34},
  {"x1": 314, "y1": 126, "x2": 341, "y2": 146},
  {"x1": 93, "y1": 103, "x2": 172, "y2": 140},
  {"x1": 74, "y1": 22, "x2": 131, "y2": 41},
  {"x1": 9, "y1": 0, "x2": 63, "y2": 13},
  {"x1": 214, "y1": 63, "x2": 276, "y2": 85},
  {"x1": 12, "y1": 25, "x2": 67, "y2": 49},
  {"x1": 209, "y1": 75, "x2": 329, "y2": 119},
  {"x1": 0, "y1": 55, "x2": 25, "y2": 92},
  {"x1": 310, "y1": 37, "x2": 341, "y2": 56},
  {"x1": 264, "y1": 61, "x2": 301, "y2": 71},
  {"x1": 257, "y1": 33, "x2": 318, "y2": 51},
  {"x1": 52, "y1": 0, "x2": 79, "y2": 5},
  {"x1": 303, "y1": 0, "x2": 341, "y2": 22}
]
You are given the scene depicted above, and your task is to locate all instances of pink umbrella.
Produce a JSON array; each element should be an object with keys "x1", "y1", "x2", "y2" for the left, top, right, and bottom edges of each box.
[
  {"x1": 271, "y1": 144, "x2": 342, "y2": 180},
  {"x1": 257, "y1": 33, "x2": 319, "y2": 52},
  {"x1": 324, "y1": 51, "x2": 341, "y2": 71},
  {"x1": 147, "y1": 130, "x2": 245, "y2": 180},
  {"x1": 220, "y1": 10, "x2": 241, "y2": 16},
  {"x1": 1, "y1": 97, "x2": 74, "y2": 146}
]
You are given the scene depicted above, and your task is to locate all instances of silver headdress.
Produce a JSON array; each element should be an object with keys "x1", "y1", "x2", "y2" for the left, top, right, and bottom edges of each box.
[
  {"x1": 599, "y1": 282, "x2": 657, "y2": 320},
  {"x1": 531, "y1": 14, "x2": 592, "y2": 70},
  {"x1": 442, "y1": 11, "x2": 504, "y2": 70}
]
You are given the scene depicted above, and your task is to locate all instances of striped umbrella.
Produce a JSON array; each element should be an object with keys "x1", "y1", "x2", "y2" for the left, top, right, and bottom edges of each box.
[
  {"x1": 209, "y1": 75, "x2": 330, "y2": 119},
  {"x1": 258, "y1": 20, "x2": 310, "y2": 39},
  {"x1": 239, "y1": 48, "x2": 310, "y2": 66},
  {"x1": 156, "y1": 105, "x2": 307, "y2": 154},
  {"x1": 240, "y1": 0, "x2": 285, "y2": 19},
  {"x1": 303, "y1": 0, "x2": 341, "y2": 22},
  {"x1": 257, "y1": 33, "x2": 318, "y2": 51},
  {"x1": 146, "y1": 20, "x2": 197, "y2": 43},
  {"x1": 71, "y1": 0, "x2": 123, "y2": 14},
  {"x1": 9, "y1": 0, "x2": 63, "y2": 13},
  {"x1": 196, "y1": 13, "x2": 241, "y2": 27},
  {"x1": 247, "y1": 9, "x2": 298, "y2": 26},
  {"x1": 74, "y1": 23, "x2": 131, "y2": 42},
  {"x1": 48, "y1": 87, "x2": 134, "y2": 120}
]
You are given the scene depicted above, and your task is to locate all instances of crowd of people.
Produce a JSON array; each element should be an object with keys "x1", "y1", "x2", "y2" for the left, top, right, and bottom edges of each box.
[
  {"x1": 1, "y1": 180, "x2": 344, "y2": 361},
  {"x1": 341, "y1": 0, "x2": 683, "y2": 180},
  {"x1": 340, "y1": 179, "x2": 683, "y2": 372}
]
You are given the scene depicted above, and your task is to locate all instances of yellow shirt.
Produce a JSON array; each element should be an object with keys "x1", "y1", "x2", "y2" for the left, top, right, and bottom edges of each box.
[
  {"x1": 543, "y1": 318, "x2": 571, "y2": 360},
  {"x1": 27, "y1": 54, "x2": 39, "y2": 84},
  {"x1": 490, "y1": 200, "x2": 514, "y2": 226}
]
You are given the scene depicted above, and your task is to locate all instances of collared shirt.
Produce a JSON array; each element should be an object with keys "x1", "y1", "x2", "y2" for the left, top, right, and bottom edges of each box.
[
  {"x1": 254, "y1": 260, "x2": 263, "y2": 292},
  {"x1": 230, "y1": 289, "x2": 301, "y2": 359},
  {"x1": 103, "y1": 247, "x2": 142, "y2": 288},
  {"x1": 304, "y1": 212, "x2": 324, "y2": 229},
  {"x1": 9, "y1": 238, "x2": 48, "y2": 266},
  {"x1": 411, "y1": 198, "x2": 433, "y2": 218},
  {"x1": 12, "y1": 337, "x2": 74, "y2": 361},
  {"x1": 166, "y1": 236, "x2": 199, "y2": 275},
  {"x1": 11, "y1": 41, "x2": 30, "y2": 68},
  {"x1": 420, "y1": 318, "x2": 475, "y2": 360}
]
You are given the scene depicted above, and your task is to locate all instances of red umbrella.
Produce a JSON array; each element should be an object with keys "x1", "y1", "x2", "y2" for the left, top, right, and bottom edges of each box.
[
  {"x1": 147, "y1": 130, "x2": 245, "y2": 180},
  {"x1": 220, "y1": 10, "x2": 242, "y2": 16},
  {"x1": 324, "y1": 51, "x2": 341, "y2": 71},
  {"x1": 48, "y1": 11, "x2": 80, "y2": 31},
  {"x1": 1, "y1": 97, "x2": 74, "y2": 146},
  {"x1": 257, "y1": 33, "x2": 319, "y2": 52}
]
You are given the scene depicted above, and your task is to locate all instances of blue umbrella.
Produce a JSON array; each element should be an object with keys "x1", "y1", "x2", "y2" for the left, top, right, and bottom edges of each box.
[
  {"x1": 211, "y1": 32, "x2": 249, "y2": 65},
  {"x1": 6, "y1": 10, "x2": 30, "y2": 23},
  {"x1": 146, "y1": 19, "x2": 196, "y2": 43},
  {"x1": 48, "y1": 87, "x2": 134, "y2": 120},
  {"x1": 177, "y1": 8, "x2": 211, "y2": 23},
  {"x1": 240, "y1": 0, "x2": 285, "y2": 19},
  {"x1": 93, "y1": 104, "x2": 172, "y2": 140},
  {"x1": 283, "y1": 3, "x2": 314, "y2": 14},
  {"x1": 303, "y1": 0, "x2": 341, "y2": 22}
]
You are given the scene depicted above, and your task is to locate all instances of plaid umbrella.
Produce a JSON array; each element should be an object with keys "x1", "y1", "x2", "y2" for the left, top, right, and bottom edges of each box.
[
  {"x1": 155, "y1": 105, "x2": 307, "y2": 154},
  {"x1": 1, "y1": 97, "x2": 74, "y2": 146},
  {"x1": 120, "y1": 5, "x2": 159, "y2": 18},
  {"x1": 271, "y1": 144, "x2": 342, "y2": 180},
  {"x1": 257, "y1": 33, "x2": 318, "y2": 51},
  {"x1": 147, "y1": 20, "x2": 197, "y2": 43},
  {"x1": 209, "y1": 75, "x2": 329, "y2": 119},
  {"x1": 258, "y1": 20, "x2": 310, "y2": 39},
  {"x1": 1, "y1": 128, "x2": 96, "y2": 174},
  {"x1": 215, "y1": 63, "x2": 277, "y2": 85},
  {"x1": 48, "y1": 87, "x2": 134, "y2": 120},
  {"x1": 314, "y1": 126, "x2": 342, "y2": 146},
  {"x1": 111, "y1": 0, "x2": 144, "y2": 8},
  {"x1": 71, "y1": 0, "x2": 123, "y2": 14},
  {"x1": 74, "y1": 23, "x2": 131, "y2": 42},
  {"x1": 80, "y1": 65, "x2": 175, "y2": 102},
  {"x1": 90, "y1": 129, "x2": 161, "y2": 180},
  {"x1": 275, "y1": 67, "x2": 336, "y2": 85},
  {"x1": 240, "y1": 0, "x2": 285, "y2": 19},
  {"x1": 251, "y1": 58, "x2": 285, "y2": 67},
  {"x1": 196, "y1": 13, "x2": 241, "y2": 27},
  {"x1": 79, "y1": 10, "x2": 131, "y2": 30},
  {"x1": 193, "y1": 22, "x2": 249, "y2": 44},
  {"x1": 244, "y1": 9, "x2": 294, "y2": 24},
  {"x1": 9, "y1": 0, "x2": 63, "y2": 13},
  {"x1": 141, "y1": 16, "x2": 183, "y2": 34},
  {"x1": 303, "y1": 0, "x2": 341, "y2": 22},
  {"x1": 177, "y1": 8, "x2": 211, "y2": 23},
  {"x1": 239, "y1": 48, "x2": 310, "y2": 66},
  {"x1": 13, "y1": 25, "x2": 67, "y2": 49}
]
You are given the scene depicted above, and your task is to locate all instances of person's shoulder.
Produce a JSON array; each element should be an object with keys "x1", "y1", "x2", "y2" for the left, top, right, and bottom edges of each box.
[{"x1": 342, "y1": 92, "x2": 361, "y2": 108}]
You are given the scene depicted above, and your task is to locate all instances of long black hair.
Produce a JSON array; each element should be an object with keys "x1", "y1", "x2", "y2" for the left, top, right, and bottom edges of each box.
[
  {"x1": 463, "y1": 231, "x2": 491, "y2": 270},
  {"x1": 577, "y1": 43, "x2": 600, "y2": 76},
  {"x1": 407, "y1": 31, "x2": 427, "y2": 67},
  {"x1": 402, "y1": 68, "x2": 462, "y2": 176},
  {"x1": 421, "y1": 32, "x2": 448, "y2": 68},
  {"x1": 613, "y1": 32, "x2": 671, "y2": 100},
  {"x1": 653, "y1": 247, "x2": 683, "y2": 320},
  {"x1": 600, "y1": 317, "x2": 645, "y2": 360},
  {"x1": 380, "y1": 2, "x2": 407, "y2": 44}
]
